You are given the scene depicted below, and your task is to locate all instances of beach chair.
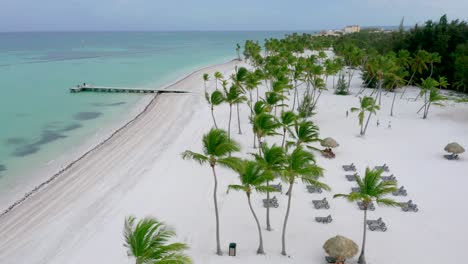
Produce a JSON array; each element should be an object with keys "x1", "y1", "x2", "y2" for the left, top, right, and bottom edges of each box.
[
  {"x1": 312, "y1": 198, "x2": 330, "y2": 209},
  {"x1": 263, "y1": 196, "x2": 279, "y2": 208},
  {"x1": 368, "y1": 222, "x2": 387, "y2": 232},
  {"x1": 444, "y1": 154, "x2": 459, "y2": 160},
  {"x1": 315, "y1": 215, "x2": 332, "y2": 224},
  {"x1": 392, "y1": 186, "x2": 407, "y2": 196},
  {"x1": 400, "y1": 200, "x2": 418, "y2": 212},
  {"x1": 271, "y1": 183, "x2": 282, "y2": 193},
  {"x1": 307, "y1": 185, "x2": 323, "y2": 193},
  {"x1": 342, "y1": 163, "x2": 356, "y2": 172},
  {"x1": 351, "y1": 187, "x2": 361, "y2": 193},
  {"x1": 345, "y1": 173, "x2": 358, "y2": 181},
  {"x1": 381, "y1": 174, "x2": 396, "y2": 182},
  {"x1": 366, "y1": 217, "x2": 384, "y2": 225},
  {"x1": 325, "y1": 256, "x2": 337, "y2": 263},
  {"x1": 374, "y1": 163, "x2": 389, "y2": 172},
  {"x1": 357, "y1": 201, "x2": 375, "y2": 211}
]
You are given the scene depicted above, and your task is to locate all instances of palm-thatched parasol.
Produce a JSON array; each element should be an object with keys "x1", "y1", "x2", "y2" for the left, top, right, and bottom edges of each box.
[
  {"x1": 321, "y1": 137, "x2": 339, "y2": 148},
  {"x1": 323, "y1": 235, "x2": 358, "y2": 261},
  {"x1": 444, "y1": 142, "x2": 465, "y2": 154}
]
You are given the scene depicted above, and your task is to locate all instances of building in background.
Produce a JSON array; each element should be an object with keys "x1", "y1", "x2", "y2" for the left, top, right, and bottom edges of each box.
[{"x1": 344, "y1": 25, "x2": 361, "y2": 34}]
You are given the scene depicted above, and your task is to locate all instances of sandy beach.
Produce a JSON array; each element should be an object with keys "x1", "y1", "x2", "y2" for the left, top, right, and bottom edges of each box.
[{"x1": 0, "y1": 56, "x2": 467, "y2": 264}]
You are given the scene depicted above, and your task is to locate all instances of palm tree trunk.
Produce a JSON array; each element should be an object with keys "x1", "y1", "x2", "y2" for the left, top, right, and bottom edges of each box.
[
  {"x1": 281, "y1": 128, "x2": 287, "y2": 148},
  {"x1": 228, "y1": 104, "x2": 232, "y2": 138},
  {"x1": 237, "y1": 103, "x2": 242, "y2": 134},
  {"x1": 247, "y1": 194, "x2": 264, "y2": 254},
  {"x1": 424, "y1": 102, "x2": 432, "y2": 119},
  {"x1": 216, "y1": 80, "x2": 218, "y2": 90},
  {"x1": 211, "y1": 106, "x2": 218, "y2": 128},
  {"x1": 281, "y1": 183, "x2": 294, "y2": 256},
  {"x1": 292, "y1": 85, "x2": 297, "y2": 111},
  {"x1": 358, "y1": 209, "x2": 368, "y2": 264},
  {"x1": 401, "y1": 71, "x2": 416, "y2": 99},
  {"x1": 390, "y1": 90, "x2": 397, "y2": 116},
  {"x1": 332, "y1": 75, "x2": 336, "y2": 90},
  {"x1": 211, "y1": 165, "x2": 222, "y2": 256},
  {"x1": 204, "y1": 82, "x2": 207, "y2": 94},
  {"x1": 362, "y1": 112, "x2": 373, "y2": 135},
  {"x1": 417, "y1": 103, "x2": 426, "y2": 114}
]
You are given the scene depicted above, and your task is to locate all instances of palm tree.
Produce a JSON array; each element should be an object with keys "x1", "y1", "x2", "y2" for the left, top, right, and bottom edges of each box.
[
  {"x1": 236, "y1": 43, "x2": 241, "y2": 61},
  {"x1": 281, "y1": 146, "x2": 328, "y2": 256},
  {"x1": 203, "y1": 73, "x2": 210, "y2": 93},
  {"x1": 228, "y1": 160, "x2": 278, "y2": 254},
  {"x1": 124, "y1": 216, "x2": 192, "y2": 264},
  {"x1": 181, "y1": 129, "x2": 242, "y2": 255},
  {"x1": 205, "y1": 90, "x2": 225, "y2": 128},
  {"x1": 279, "y1": 111, "x2": 297, "y2": 148},
  {"x1": 253, "y1": 112, "x2": 280, "y2": 154},
  {"x1": 223, "y1": 84, "x2": 247, "y2": 138},
  {"x1": 350, "y1": 96, "x2": 380, "y2": 136},
  {"x1": 288, "y1": 120, "x2": 320, "y2": 150},
  {"x1": 231, "y1": 67, "x2": 249, "y2": 134},
  {"x1": 400, "y1": 50, "x2": 430, "y2": 98},
  {"x1": 252, "y1": 144, "x2": 286, "y2": 231},
  {"x1": 334, "y1": 168, "x2": 398, "y2": 264},
  {"x1": 214, "y1": 71, "x2": 224, "y2": 90},
  {"x1": 419, "y1": 77, "x2": 447, "y2": 119}
]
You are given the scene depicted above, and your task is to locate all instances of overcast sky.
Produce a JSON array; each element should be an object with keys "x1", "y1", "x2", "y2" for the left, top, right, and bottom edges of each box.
[{"x1": 1, "y1": 0, "x2": 467, "y2": 32}]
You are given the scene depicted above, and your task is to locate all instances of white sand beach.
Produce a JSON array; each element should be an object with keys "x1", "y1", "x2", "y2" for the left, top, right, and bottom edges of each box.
[{"x1": 0, "y1": 57, "x2": 467, "y2": 264}]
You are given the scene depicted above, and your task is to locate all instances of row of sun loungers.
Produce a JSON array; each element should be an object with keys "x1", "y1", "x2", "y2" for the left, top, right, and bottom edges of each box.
[
  {"x1": 393, "y1": 186, "x2": 407, "y2": 196},
  {"x1": 307, "y1": 185, "x2": 323, "y2": 193},
  {"x1": 342, "y1": 163, "x2": 356, "y2": 172},
  {"x1": 313, "y1": 198, "x2": 330, "y2": 209},
  {"x1": 263, "y1": 196, "x2": 279, "y2": 208},
  {"x1": 315, "y1": 215, "x2": 332, "y2": 224},
  {"x1": 367, "y1": 217, "x2": 388, "y2": 232},
  {"x1": 444, "y1": 154, "x2": 459, "y2": 160},
  {"x1": 357, "y1": 201, "x2": 375, "y2": 211},
  {"x1": 400, "y1": 200, "x2": 419, "y2": 212}
]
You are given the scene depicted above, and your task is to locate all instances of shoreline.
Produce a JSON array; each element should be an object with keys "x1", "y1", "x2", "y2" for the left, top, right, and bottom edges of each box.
[{"x1": 0, "y1": 58, "x2": 238, "y2": 218}]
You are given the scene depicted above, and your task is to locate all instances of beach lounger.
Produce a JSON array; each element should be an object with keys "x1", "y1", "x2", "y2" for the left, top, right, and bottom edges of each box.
[
  {"x1": 357, "y1": 201, "x2": 375, "y2": 211},
  {"x1": 345, "y1": 173, "x2": 358, "y2": 181},
  {"x1": 263, "y1": 196, "x2": 279, "y2": 208},
  {"x1": 307, "y1": 185, "x2": 323, "y2": 193},
  {"x1": 351, "y1": 187, "x2": 361, "y2": 193},
  {"x1": 444, "y1": 154, "x2": 459, "y2": 160},
  {"x1": 381, "y1": 174, "x2": 396, "y2": 182},
  {"x1": 400, "y1": 200, "x2": 418, "y2": 212},
  {"x1": 315, "y1": 215, "x2": 332, "y2": 224},
  {"x1": 366, "y1": 217, "x2": 384, "y2": 225},
  {"x1": 271, "y1": 183, "x2": 282, "y2": 193},
  {"x1": 368, "y1": 221, "x2": 387, "y2": 232},
  {"x1": 392, "y1": 186, "x2": 407, "y2": 196},
  {"x1": 342, "y1": 163, "x2": 356, "y2": 172},
  {"x1": 312, "y1": 198, "x2": 330, "y2": 209},
  {"x1": 325, "y1": 256, "x2": 337, "y2": 263},
  {"x1": 374, "y1": 163, "x2": 389, "y2": 172}
]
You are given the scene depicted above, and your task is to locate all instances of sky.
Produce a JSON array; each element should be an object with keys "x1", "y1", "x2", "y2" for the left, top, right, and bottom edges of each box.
[{"x1": 0, "y1": 0, "x2": 467, "y2": 32}]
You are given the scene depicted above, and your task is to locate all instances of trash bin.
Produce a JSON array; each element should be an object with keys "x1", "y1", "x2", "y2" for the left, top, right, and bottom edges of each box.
[{"x1": 228, "y1": 242, "x2": 236, "y2": 256}]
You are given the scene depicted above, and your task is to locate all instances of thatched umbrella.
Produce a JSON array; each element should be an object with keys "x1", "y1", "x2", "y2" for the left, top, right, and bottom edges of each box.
[
  {"x1": 321, "y1": 137, "x2": 340, "y2": 148},
  {"x1": 323, "y1": 235, "x2": 358, "y2": 262},
  {"x1": 444, "y1": 142, "x2": 465, "y2": 154}
]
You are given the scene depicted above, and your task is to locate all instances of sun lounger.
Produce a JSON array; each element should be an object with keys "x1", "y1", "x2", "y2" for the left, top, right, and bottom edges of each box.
[
  {"x1": 263, "y1": 196, "x2": 279, "y2": 208},
  {"x1": 366, "y1": 217, "x2": 384, "y2": 225},
  {"x1": 357, "y1": 201, "x2": 375, "y2": 211},
  {"x1": 345, "y1": 173, "x2": 358, "y2": 181},
  {"x1": 351, "y1": 187, "x2": 360, "y2": 193},
  {"x1": 374, "y1": 163, "x2": 389, "y2": 172},
  {"x1": 307, "y1": 185, "x2": 323, "y2": 193},
  {"x1": 312, "y1": 198, "x2": 330, "y2": 209},
  {"x1": 368, "y1": 221, "x2": 387, "y2": 232},
  {"x1": 381, "y1": 174, "x2": 396, "y2": 182},
  {"x1": 342, "y1": 163, "x2": 356, "y2": 172},
  {"x1": 400, "y1": 200, "x2": 418, "y2": 212},
  {"x1": 271, "y1": 183, "x2": 282, "y2": 193},
  {"x1": 325, "y1": 256, "x2": 337, "y2": 263},
  {"x1": 392, "y1": 186, "x2": 407, "y2": 196},
  {"x1": 315, "y1": 215, "x2": 332, "y2": 224},
  {"x1": 444, "y1": 154, "x2": 459, "y2": 160}
]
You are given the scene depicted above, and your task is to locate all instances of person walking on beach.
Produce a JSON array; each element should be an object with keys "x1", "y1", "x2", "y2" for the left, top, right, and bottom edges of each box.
[
  {"x1": 388, "y1": 121, "x2": 392, "y2": 129},
  {"x1": 346, "y1": 110, "x2": 349, "y2": 118},
  {"x1": 377, "y1": 120, "x2": 380, "y2": 127}
]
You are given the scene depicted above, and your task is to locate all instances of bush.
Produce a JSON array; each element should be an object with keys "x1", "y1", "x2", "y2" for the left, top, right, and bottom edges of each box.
[{"x1": 335, "y1": 73, "x2": 349, "y2": 95}]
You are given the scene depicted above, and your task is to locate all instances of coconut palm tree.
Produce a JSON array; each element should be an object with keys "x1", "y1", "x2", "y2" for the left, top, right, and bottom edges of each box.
[
  {"x1": 181, "y1": 129, "x2": 242, "y2": 255},
  {"x1": 124, "y1": 216, "x2": 192, "y2": 264},
  {"x1": 419, "y1": 77, "x2": 447, "y2": 119},
  {"x1": 350, "y1": 96, "x2": 380, "y2": 136},
  {"x1": 231, "y1": 67, "x2": 249, "y2": 134},
  {"x1": 252, "y1": 144, "x2": 286, "y2": 231},
  {"x1": 279, "y1": 111, "x2": 297, "y2": 148},
  {"x1": 203, "y1": 73, "x2": 210, "y2": 93},
  {"x1": 401, "y1": 50, "x2": 430, "y2": 98},
  {"x1": 223, "y1": 84, "x2": 247, "y2": 138},
  {"x1": 287, "y1": 120, "x2": 320, "y2": 151},
  {"x1": 228, "y1": 160, "x2": 278, "y2": 254},
  {"x1": 253, "y1": 112, "x2": 280, "y2": 154},
  {"x1": 236, "y1": 43, "x2": 241, "y2": 61},
  {"x1": 333, "y1": 168, "x2": 398, "y2": 264},
  {"x1": 205, "y1": 90, "x2": 225, "y2": 128},
  {"x1": 214, "y1": 71, "x2": 224, "y2": 90},
  {"x1": 281, "y1": 146, "x2": 328, "y2": 256}
]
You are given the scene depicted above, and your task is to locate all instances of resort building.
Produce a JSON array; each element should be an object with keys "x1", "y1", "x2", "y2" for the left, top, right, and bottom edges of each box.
[{"x1": 344, "y1": 25, "x2": 361, "y2": 34}]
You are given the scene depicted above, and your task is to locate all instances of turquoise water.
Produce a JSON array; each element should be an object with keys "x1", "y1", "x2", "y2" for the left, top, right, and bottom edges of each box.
[{"x1": 0, "y1": 31, "x2": 300, "y2": 198}]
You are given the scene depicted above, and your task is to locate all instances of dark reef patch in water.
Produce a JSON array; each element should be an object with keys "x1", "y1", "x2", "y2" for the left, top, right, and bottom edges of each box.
[
  {"x1": 12, "y1": 130, "x2": 67, "y2": 157},
  {"x1": 91, "y1": 102, "x2": 126, "y2": 107},
  {"x1": 0, "y1": 164, "x2": 6, "y2": 172},
  {"x1": 5, "y1": 137, "x2": 27, "y2": 145},
  {"x1": 59, "y1": 123, "x2": 82, "y2": 132},
  {"x1": 12, "y1": 145, "x2": 40, "y2": 157},
  {"x1": 73, "y1": 112, "x2": 102, "y2": 121}
]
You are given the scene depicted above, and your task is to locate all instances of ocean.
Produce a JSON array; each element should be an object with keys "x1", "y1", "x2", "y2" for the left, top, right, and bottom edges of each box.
[{"x1": 0, "y1": 31, "x2": 305, "y2": 205}]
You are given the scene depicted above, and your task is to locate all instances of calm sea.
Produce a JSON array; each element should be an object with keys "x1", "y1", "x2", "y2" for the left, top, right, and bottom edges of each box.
[{"x1": 0, "y1": 31, "x2": 308, "y2": 205}]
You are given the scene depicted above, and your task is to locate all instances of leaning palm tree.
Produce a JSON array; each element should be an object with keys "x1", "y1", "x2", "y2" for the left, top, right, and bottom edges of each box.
[
  {"x1": 253, "y1": 112, "x2": 280, "y2": 154},
  {"x1": 287, "y1": 120, "x2": 320, "y2": 151},
  {"x1": 281, "y1": 146, "x2": 328, "y2": 256},
  {"x1": 350, "y1": 96, "x2": 380, "y2": 136},
  {"x1": 223, "y1": 84, "x2": 247, "y2": 138},
  {"x1": 124, "y1": 216, "x2": 192, "y2": 264},
  {"x1": 181, "y1": 129, "x2": 242, "y2": 255},
  {"x1": 205, "y1": 90, "x2": 225, "y2": 128},
  {"x1": 252, "y1": 144, "x2": 286, "y2": 231},
  {"x1": 203, "y1": 73, "x2": 210, "y2": 93},
  {"x1": 214, "y1": 71, "x2": 224, "y2": 90},
  {"x1": 228, "y1": 160, "x2": 278, "y2": 254},
  {"x1": 401, "y1": 49, "x2": 429, "y2": 98},
  {"x1": 236, "y1": 43, "x2": 242, "y2": 61},
  {"x1": 279, "y1": 111, "x2": 297, "y2": 148},
  {"x1": 333, "y1": 168, "x2": 398, "y2": 264}
]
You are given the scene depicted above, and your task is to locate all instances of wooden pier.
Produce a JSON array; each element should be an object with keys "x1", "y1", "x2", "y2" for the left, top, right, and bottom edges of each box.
[{"x1": 70, "y1": 85, "x2": 188, "y2": 94}]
